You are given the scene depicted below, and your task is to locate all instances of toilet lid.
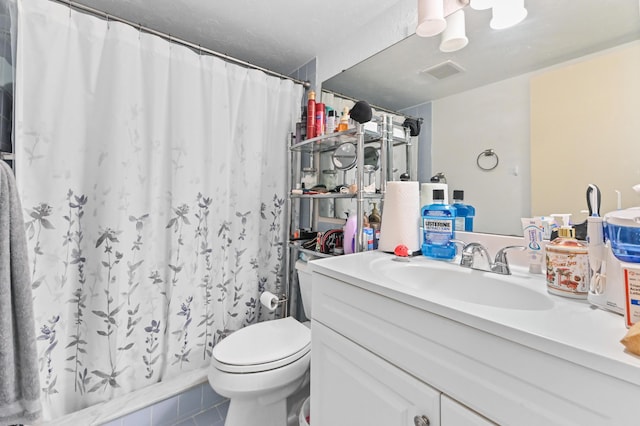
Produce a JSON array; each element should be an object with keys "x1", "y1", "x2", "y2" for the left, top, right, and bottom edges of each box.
[{"x1": 212, "y1": 317, "x2": 311, "y2": 373}]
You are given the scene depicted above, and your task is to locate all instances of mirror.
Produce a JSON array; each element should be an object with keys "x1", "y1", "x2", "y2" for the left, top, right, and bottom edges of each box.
[
  {"x1": 331, "y1": 142, "x2": 357, "y2": 170},
  {"x1": 322, "y1": 1, "x2": 640, "y2": 236}
]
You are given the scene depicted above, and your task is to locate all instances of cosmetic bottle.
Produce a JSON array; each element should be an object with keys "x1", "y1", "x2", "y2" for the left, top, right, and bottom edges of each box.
[
  {"x1": 306, "y1": 91, "x2": 316, "y2": 139},
  {"x1": 315, "y1": 102, "x2": 325, "y2": 136},
  {"x1": 545, "y1": 214, "x2": 590, "y2": 298},
  {"x1": 343, "y1": 211, "x2": 357, "y2": 254},
  {"x1": 368, "y1": 203, "x2": 381, "y2": 250},
  {"x1": 452, "y1": 190, "x2": 475, "y2": 232},
  {"x1": 326, "y1": 108, "x2": 336, "y2": 134},
  {"x1": 337, "y1": 107, "x2": 350, "y2": 132},
  {"x1": 421, "y1": 189, "x2": 457, "y2": 260}
]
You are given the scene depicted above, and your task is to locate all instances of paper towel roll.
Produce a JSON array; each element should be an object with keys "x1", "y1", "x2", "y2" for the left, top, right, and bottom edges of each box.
[
  {"x1": 420, "y1": 183, "x2": 449, "y2": 208},
  {"x1": 260, "y1": 291, "x2": 279, "y2": 311},
  {"x1": 378, "y1": 181, "x2": 421, "y2": 252}
]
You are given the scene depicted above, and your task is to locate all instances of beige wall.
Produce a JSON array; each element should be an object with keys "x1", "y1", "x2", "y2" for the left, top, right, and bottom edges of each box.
[{"x1": 531, "y1": 42, "x2": 640, "y2": 220}]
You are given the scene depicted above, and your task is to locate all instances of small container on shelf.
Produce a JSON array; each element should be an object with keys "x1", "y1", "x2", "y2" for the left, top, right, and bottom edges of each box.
[
  {"x1": 321, "y1": 169, "x2": 337, "y2": 190},
  {"x1": 301, "y1": 167, "x2": 317, "y2": 189}
]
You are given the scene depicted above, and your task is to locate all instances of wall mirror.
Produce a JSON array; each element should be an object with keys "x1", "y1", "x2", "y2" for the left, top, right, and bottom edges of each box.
[
  {"x1": 331, "y1": 142, "x2": 357, "y2": 171},
  {"x1": 322, "y1": 0, "x2": 640, "y2": 236}
]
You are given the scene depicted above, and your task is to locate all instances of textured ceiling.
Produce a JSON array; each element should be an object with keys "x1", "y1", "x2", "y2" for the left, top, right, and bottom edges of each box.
[
  {"x1": 324, "y1": 0, "x2": 640, "y2": 110},
  {"x1": 70, "y1": 0, "x2": 407, "y2": 77},
  {"x1": 70, "y1": 0, "x2": 640, "y2": 111}
]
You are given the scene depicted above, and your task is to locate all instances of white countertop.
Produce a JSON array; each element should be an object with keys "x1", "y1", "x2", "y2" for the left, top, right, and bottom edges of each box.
[{"x1": 309, "y1": 250, "x2": 640, "y2": 386}]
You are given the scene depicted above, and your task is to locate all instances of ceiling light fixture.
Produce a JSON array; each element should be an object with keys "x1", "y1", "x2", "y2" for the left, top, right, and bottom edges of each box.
[
  {"x1": 469, "y1": 0, "x2": 494, "y2": 10},
  {"x1": 416, "y1": 0, "x2": 527, "y2": 52},
  {"x1": 416, "y1": 0, "x2": 447, "y2": 37},
  {"x1": 439, "y1": 9, "x2": 468, "y2": 52},
  {"x1": 490, "y1": 0, "x2": 528, "y2": 30}
]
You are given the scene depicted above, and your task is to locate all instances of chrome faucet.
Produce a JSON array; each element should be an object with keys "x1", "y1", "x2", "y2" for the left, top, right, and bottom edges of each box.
[
  {"x1": 459, "y1": 242, "x2": 525, "y2": 275},
  {"x1": 460, "y1": 242, "x2": 492, "y2": 270},
  {"x1": 492, "y1": 245, "x2": 526, "y2": 275}
]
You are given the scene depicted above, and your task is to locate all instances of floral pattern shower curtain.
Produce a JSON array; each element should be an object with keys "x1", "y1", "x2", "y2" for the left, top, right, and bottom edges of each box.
[{"x1": 15, "y1": 0, "x2": 303, "y2": 419}]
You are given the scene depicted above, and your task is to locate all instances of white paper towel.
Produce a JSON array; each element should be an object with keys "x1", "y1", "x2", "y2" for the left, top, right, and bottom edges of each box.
[
  {"x1": 378, "y1": 181, "x2": 421, "y2": 252},
  {"x1": 260, "y1": 291, "x2": 279, "y2": 311},
  {"x1": 420, "y1": 183, "x2": 448, "y2": 208}
]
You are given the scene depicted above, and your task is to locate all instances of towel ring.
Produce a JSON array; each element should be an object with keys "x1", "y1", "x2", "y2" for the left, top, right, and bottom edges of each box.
[{"x1": 476, "y1": 149, "x2": 499, "y2": 171}]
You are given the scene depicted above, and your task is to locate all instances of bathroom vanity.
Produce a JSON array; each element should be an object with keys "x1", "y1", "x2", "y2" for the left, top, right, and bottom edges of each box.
[{"x1": 309, "y1": 251, "x2": 640, "y2": 426}]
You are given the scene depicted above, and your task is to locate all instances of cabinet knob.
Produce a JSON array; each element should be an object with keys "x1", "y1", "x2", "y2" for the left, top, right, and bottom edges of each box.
[{"x1": 414, "y1": 415, "x2": 430, "y2": 426}]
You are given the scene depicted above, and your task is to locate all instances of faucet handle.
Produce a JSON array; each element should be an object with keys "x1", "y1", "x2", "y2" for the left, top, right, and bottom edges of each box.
[
  {"x1": 492, "y1": 245, "x2": 526, "y2": 275},
  {"x1": 458, "y1": 242, "x2": 490, "y2": 268}
]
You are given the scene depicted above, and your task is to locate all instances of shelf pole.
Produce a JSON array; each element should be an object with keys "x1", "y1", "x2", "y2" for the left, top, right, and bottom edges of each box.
[
  {"x1": 355, "y1": 123, "x2": 365, "y2": 253},
  {"x1": 379, "y1": 116, "x2": 388, "y2": 215},
  {"x1": 385, "y1": 115, "x2": 395, "y2": 183}
]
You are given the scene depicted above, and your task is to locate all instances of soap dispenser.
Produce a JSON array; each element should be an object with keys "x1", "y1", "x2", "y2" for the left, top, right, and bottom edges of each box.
[{"x1": 545, "y1": 214, "x2": 590, "y2": 298}]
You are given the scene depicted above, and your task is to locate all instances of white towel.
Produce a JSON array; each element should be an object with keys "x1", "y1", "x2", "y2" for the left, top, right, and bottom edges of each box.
[{"x1": 0, "y1": 160, "x2": 42, "y2": 425}]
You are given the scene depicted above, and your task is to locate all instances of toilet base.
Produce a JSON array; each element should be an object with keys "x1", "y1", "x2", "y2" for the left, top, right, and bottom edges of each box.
[
  {"x1": 286, "y1": 378, "x2": 310, "y2": 426},
  {"x1": 223, "y1": 373, "x2": 308, "y2": 426}
]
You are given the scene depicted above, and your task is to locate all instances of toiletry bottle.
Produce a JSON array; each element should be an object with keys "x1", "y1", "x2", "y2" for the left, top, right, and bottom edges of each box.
[
  {"x1": 521, "y1": 217, "x2": 544, "y2": 274},
  {"x1": 337, "y1": 107, "x2": 350, "y2": 132},
  {"x1": 362, "y1": 215, "x2": 373, "y2": 251},
  {"x1": 421, "y1": 189, "x2": 457, "y2": 260},
  {"x1": 306, "y1": 91, "x2": 316, "y2": 139},
  {"x1": 368, "y1": 203, "x2": 381, "y2": 250},
  {"x1": 452, "y1": 190, "x2": 475, "y2": 232},
  {"x1": 315, "y1": 102, "x2": 325, "y2": 136},
  {"x1": 343, "y1": 211, "x2": 357, "y2": 254},
  {"x1": 326, "y1": 108, "x2": 336, "y2": 134},
  {"x1": 545, "y1": 214, "x2": 590, "y2": 298}
]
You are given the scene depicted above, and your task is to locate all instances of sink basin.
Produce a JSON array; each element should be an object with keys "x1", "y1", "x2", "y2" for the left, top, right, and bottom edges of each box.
[{"x1": 371, "y1": 258, "x2": 554, "y2": 311}]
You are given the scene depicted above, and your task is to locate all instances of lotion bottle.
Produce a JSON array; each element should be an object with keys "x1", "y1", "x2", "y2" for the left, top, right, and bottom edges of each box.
[
  {"x1": 343, "y1": 211, "x2": 357, "y2": 254},
  {"x1": 545, "y1": 214, "x2": 590, "y2": 298}
]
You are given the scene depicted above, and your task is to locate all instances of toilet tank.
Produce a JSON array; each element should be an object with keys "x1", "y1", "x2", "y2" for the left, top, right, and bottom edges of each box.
[{"x1": 295, "y1": 260, "x2": 313, "y2": 319}]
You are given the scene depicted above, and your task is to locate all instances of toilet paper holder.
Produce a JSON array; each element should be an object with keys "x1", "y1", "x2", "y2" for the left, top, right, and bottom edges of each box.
[{"x1": 260, "y1": 291, "x2": 289, "y2": 317}]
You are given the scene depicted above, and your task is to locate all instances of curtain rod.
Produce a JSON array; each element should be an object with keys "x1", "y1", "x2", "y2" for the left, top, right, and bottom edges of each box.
[{"x1": 50, "y1": 0, "x2": 311, "y2": 88}]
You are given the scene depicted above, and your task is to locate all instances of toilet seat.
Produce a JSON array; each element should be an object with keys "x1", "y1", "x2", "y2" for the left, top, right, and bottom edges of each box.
[{"x1": 212, "y1": 317, "x2": 311, "y2": 374}]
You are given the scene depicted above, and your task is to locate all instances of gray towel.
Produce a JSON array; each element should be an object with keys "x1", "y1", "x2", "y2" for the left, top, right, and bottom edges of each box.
[{"x1": 0, "y1": 160, "x2": 41, "y2": 425}]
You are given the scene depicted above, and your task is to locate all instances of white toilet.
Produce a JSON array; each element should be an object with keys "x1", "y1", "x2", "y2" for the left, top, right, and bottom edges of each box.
[{"x1": 208, "y1": 259, "x2": 314, "y2": 426}]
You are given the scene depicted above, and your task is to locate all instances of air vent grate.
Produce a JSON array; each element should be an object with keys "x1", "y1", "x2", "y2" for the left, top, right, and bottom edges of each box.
[{"x1": 420, "y1": 60, "x2": 465, "y2": 80}]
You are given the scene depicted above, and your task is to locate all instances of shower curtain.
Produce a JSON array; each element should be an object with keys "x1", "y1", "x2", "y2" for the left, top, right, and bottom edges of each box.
[{"x1": 14, "y1": 0, "x2": 303, "y2": 419}]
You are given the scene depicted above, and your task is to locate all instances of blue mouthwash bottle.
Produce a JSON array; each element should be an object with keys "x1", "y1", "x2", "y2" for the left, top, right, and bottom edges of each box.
[
  {"x1": 422, "y1": 189, "x2": 457, "y2": 260},
  {"x1": 452, "y1": 190, "x2": 475, "y2": 232}
]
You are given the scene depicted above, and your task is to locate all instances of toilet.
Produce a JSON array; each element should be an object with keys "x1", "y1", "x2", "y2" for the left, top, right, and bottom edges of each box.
[{"x1": 208, "y1": 259, "x2": 314, "y2": 426}]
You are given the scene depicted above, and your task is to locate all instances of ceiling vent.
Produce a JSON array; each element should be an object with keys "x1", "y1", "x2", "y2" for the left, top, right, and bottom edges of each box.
[{"x1": 420, "y1": 60, "x2": 465, "y2": 80}]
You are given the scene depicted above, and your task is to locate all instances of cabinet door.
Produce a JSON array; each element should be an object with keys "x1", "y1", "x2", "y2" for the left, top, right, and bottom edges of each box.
[
  {"x1": 441, "y1": 394, "x2": 495, "y2": 426},
  {"x1": 311, "y1": 322, "x2": 440, "y2": 426}
]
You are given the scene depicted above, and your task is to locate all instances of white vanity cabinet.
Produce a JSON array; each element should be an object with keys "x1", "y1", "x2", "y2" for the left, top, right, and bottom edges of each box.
[
  {"x1": 441, "y1": 395, "x2": 494, "y2": 426},
  {"x1": 312, "y1": 320, "x2": 441, "y2": 426},
  {"x1": 312, "y1": 320, "x2": 492, "y2": 426},
  {"x1": 310, "y1": 252, "x2": 640, "y2": 426}
]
